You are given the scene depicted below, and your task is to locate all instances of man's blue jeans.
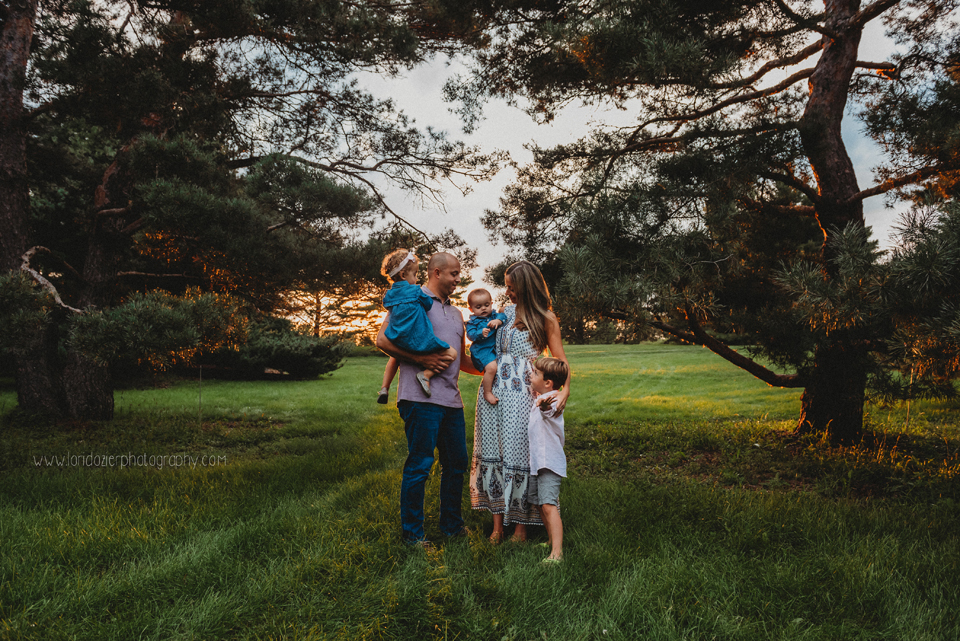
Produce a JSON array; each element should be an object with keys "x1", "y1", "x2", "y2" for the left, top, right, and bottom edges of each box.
[{"x1": 397, "y1": 400, "x2": 468, "y2": 542}]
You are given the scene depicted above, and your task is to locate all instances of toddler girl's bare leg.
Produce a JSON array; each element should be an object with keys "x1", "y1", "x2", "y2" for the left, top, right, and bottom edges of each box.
[
  {"x1": 482, "y1": 361, "x2": 499, "y2": 405},
  {"x1": 381, "y1": 357, "x2": 399, "y2": 389},
  {"x1": 378, "y1": 357, "x2": 399, "y2": 403},
  {"x1": 540, "y1": 504, "x2": 563, "y2": 560}
]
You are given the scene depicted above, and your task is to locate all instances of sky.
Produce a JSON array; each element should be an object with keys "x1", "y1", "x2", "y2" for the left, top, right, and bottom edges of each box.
[{"x1": 357, "y1": 19, "x2": 906, "y2": 293}]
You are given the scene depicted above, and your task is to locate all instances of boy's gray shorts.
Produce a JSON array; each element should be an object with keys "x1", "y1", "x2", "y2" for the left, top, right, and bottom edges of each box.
[{"x1": 528, "y1": 469, "x2": 562, "y2": 506}]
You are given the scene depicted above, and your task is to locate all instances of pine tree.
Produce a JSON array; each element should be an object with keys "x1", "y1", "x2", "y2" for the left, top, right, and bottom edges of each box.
[
  {"x1": 455, "y1": 0, "x2": 960, "y2": 441},
  {"x1": 0, "y1": 0, "x2": 497, "y2": 419}
]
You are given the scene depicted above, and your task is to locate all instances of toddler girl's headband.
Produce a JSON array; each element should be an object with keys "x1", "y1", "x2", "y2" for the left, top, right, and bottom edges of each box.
[{"x1": 388, "y1": 251, "x2": 417, "y2": 278}]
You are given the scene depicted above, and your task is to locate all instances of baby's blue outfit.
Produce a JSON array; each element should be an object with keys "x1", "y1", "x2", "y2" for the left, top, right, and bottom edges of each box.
[
  {"x1": 466, "y1": 312, "x2": 508, "y2": 370},
  {"x1": 383, "y1": 281, "x2": 451, "y2": 354}
]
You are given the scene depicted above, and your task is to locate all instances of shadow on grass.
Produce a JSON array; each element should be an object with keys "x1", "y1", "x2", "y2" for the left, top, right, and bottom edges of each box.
[{"x1": 567, "y1": 418, "x2": 960, "y2": 504}]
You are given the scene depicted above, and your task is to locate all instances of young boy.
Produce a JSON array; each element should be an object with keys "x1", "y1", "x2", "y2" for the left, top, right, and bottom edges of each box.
[
  {"x1": 528, "y1": 356, "x2": 570, "y2": 563},
  {"x1": 465, "y1": 288, "x2": 508, "y2": 405}
]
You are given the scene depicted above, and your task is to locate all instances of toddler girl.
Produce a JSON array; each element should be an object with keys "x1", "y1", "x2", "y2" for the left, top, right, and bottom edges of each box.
[{"x1": 377, "y1": 249, "x2": 458, "y2": 400}]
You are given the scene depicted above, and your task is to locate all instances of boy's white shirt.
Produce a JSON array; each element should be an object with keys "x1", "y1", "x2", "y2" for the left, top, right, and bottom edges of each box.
[{"x1": 528, "y1": 389, "x2": 566, "y2": 477}]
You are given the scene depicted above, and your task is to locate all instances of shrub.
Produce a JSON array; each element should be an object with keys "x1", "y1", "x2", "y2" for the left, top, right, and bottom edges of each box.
[{"x1": 206, "y1": 317, "x2": 347, "y2": 379}]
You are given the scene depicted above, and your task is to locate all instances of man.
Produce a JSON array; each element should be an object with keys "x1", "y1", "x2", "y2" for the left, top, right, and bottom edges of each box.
[{"x1": 376, "y1": 252, "x2": 481, "y2": 546}]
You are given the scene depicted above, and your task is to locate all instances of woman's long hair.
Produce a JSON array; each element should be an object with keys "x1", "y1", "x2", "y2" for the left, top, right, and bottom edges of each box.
[{"x1": 505, "y1": 260, "x2": 552, "y2": 353}]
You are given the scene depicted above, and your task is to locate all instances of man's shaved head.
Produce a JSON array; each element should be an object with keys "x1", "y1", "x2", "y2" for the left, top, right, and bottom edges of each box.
[
  {"x1": 427, "y1": 252, "x2": 458, "y2": 272},
  {"x1": 427, "y1": 252, "x2": 462, "y2": 299}
]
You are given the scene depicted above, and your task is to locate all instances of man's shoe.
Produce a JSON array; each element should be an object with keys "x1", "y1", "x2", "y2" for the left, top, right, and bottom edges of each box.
[
  {"x1": 445, "y1": 526, "x2": 471, "y2": 538},
  {"x1": 377, "y1": 387, "x2": 389, "y2": 404},
  {"x1": 404, "y1": 538, "x2": 434, "y2": 550}
]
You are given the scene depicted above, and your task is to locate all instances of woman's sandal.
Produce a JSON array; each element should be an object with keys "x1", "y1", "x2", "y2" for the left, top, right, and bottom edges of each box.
[{"x1": 489, "y1": 531, "x2": 504, "y2": 545}]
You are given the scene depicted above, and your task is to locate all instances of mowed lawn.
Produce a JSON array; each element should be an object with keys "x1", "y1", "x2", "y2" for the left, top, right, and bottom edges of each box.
[{"x1": 0, "y1": 343, "x2": 958, "y2": 640}]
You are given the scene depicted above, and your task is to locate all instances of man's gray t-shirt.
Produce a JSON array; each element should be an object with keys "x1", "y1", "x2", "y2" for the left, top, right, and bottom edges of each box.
[{"x1": 395, "y1": 286, "x2": 464, "y2": 408}]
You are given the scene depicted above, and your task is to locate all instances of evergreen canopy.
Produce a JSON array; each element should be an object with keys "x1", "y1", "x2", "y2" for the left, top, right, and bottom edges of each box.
[
  {"x1": 0, "y1": 0, "x2": 496, "y2": 419},
  {"x1": 453, "y1": 0, "x2": 960, "y2": 441}
]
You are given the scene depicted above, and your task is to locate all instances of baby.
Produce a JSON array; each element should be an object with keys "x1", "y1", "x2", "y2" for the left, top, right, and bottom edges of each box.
[
  {"x1": 528, "y1": 356, "x2": 570, "y2": 563},
  {"x1": 377, "y1": 249, "x2": 458, "y2": 400},
  {"x1": 465, "y1": 288, "x2": 508, "y2": 405}
]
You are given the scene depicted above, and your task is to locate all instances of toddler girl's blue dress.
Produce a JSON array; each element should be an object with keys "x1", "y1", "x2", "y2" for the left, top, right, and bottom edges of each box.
[{"x1": 383, "y1": 281, "x2": 451, "y2": 354}]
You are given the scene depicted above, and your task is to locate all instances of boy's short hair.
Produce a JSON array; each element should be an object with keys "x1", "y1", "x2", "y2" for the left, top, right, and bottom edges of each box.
[
  {"x1": 534, "y1": 356, "x2": 569, "y2": 390},
  {"x1": 381, "y1": 249, "x2": 415, "y2": 282},
  {"x1": 467, "y1": 288, "x2": 492, "y2": 306}
]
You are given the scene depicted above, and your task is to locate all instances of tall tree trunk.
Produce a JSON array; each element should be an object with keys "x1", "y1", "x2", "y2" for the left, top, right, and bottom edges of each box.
[
  {"x1": 3, "y1": 0, "x2": 121, "y2": 419},
  {"x1": 55, "y1": 163, "x2": 133, "y2": 421},
  {"x1": 14, "y1": 318, "x2": 69, "y2": 417},
  {"x1": 63, "y1": 352, "x2": 114, "y2": 420},
  {"x1": 0, "y1": 2, "x2": 70, "y2": 419},
  {"x1": 0, "y1": 0, "x2": 38, "y2": 273},
  {"x1": 796, "y1": 0, "x2": 868, "y2": 441},
  {"x1": 796, "y1": 336, "x2": 869, "y2": 443}
]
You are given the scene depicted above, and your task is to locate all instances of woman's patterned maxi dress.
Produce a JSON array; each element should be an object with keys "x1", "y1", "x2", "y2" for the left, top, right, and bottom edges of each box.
[{"x1": 470, "y1": 305, "x2": 543, "y2": 526}]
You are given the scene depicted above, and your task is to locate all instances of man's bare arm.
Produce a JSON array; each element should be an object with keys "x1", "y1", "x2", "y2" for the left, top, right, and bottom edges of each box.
[{"x1": 375, "y1": 320, "x2": 455, "y2": 373}]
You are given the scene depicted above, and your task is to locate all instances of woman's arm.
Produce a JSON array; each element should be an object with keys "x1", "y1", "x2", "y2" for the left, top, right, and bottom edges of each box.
[
  {"x1": 544, "y1": 311, "x2": 571, "y2": 413},
  {"x1": 459, "y1": 332, "x2": 482, "y2": 376}
]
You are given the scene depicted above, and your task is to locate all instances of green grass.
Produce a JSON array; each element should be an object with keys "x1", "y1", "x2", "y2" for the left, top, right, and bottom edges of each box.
[{"x1": 1, "y1": 343, "x2": 958, "y2": 640}]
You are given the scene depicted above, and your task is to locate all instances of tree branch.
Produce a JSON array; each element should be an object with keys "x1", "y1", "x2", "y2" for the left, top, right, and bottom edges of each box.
[
  {"x1": 758, "y1": 169, "x2": 820, "y2": 203},
  {"x1": 115, "y1": 271, "x2": 200, "y2": 279},
  {"x1": 17, "y1": 245, "x2": 84, "y2": 282},
  {"x1": 226, "y1": 156, "x2": 262, "y2": 169},
  {"x1": 708, "y1": 41, "x2": 823, "y2": 90},
  {"x1": 771, "y1": 0, "x2": 837, "y2": 39},
  {"x1": 679, "y1": 301, "x2": 805, "y2": 387},
  {"x1": 856, "y1": 60, "x2": 897, "y2": 72},
  {"x1": 845, "y1": 161, "x2": 960, "y2": 204},
  {"x1": 120, "y1": 217, "x2": 145, "y2": 235},
  {"x1": 267, "y1": 220, "x2": 294, "y2": 233},
  {"x1": 97, "y1": 206, "x2": 131, "y2": 218},
  {"x1": 20, "y1": 247, "x2": 84, "y2": 314},
  {"x1": 634, "y1": 67, "x2": 815, "y2": 132},
  {"x1": 851, "y1": 0, "x2": 904, "y2": 30},
  {"x1": 740, "y1": 197, "x2": 817, "y2": 217}
]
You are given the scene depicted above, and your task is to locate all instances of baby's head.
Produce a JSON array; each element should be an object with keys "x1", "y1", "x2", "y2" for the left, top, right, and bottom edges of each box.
[
  {"x1": 531, "y1": 356, "x2": 569, "y2": 395},
  {"x1": 381, "y1": 249, "x2": 419, "y2": 284},
  {"x1": 468, "y1": 288, "x2": 494, "y2": 318}
]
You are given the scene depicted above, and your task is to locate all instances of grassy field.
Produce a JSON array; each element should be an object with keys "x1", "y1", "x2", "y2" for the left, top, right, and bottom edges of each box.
[{"x1": 1, "y1": 343, "x2": 958, "y2": 640}]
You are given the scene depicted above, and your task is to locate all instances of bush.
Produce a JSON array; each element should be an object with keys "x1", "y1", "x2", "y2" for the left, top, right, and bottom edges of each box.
[{"x1": 206, "y1": 317, "x2": 347, "y2": 379}]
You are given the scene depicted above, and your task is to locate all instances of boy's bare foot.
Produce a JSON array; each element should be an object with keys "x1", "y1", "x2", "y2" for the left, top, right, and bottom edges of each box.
[
  {"x1": 483, "y1": 390, "x2": 499, "y2": 405},
  {"x1": 416, "y1": 371, "x2": 431, "y2": 396}
]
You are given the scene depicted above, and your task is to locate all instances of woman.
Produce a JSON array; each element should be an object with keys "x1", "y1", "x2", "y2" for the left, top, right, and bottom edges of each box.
[{"x1": 470, "y1": 261, "x2": 571, "y2": 543}]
